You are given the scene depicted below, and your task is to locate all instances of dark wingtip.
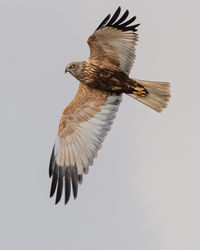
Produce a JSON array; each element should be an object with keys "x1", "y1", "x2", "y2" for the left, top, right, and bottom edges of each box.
[
  {"x1": 49, "y1": 146, "x2": 55, "y2": 178},
  {"x1": 78, "y1": 175, "x2": 83, "y2": 185},
  {"x1": 95, "y1": 7, "x2": 139, "y2": 33},
  {"x1": 107, "y1": 7, "x2": 121, "y2": 26},
  {"x1": 120, "y1": 15, "x2": 136, "y2": 27},
  {"x1": 114, "y1": 9, "x2": 129, "y2": 26},
  {"x1": 64, "y1": 167, "x2": 71, "y2": 205},
  {"x1": 55, "y1": 168, "x2": 64, "y2": 204},
  {"x1": 49, "y1": 163, "x2": 79, "y2": 205},
  {"x1": 123, "y1": 23, "x2": 140, "y2": 32},
  {"x1": 96, "y1": 13, "x2": 111, "y2": 31},
  {"x1": 71, "y1": 166, "x2": 78, "y2": 199},
  {"x1": 50, "y1": 164, "x2": 58, "y2": 198}
]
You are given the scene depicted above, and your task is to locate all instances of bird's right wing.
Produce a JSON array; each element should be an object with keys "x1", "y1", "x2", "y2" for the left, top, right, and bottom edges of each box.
[
  {"x1": 87, "y1": 7, "x2": 140, "y2": 75},
  {"x1": 49, "y1": 83, "x2": 122, "y2": 204}
]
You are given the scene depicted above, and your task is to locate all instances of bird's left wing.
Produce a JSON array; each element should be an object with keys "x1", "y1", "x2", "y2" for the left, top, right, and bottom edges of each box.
[
  {"x1": 87, "y1": 7, "x2": 140, "y2": 75},
  {"x1": 49, "y1": 83, "x2": 122, "y2": 204}
]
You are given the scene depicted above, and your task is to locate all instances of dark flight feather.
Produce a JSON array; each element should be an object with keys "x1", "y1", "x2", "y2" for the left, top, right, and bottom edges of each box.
[
  {"x1": 50, "y1": 164, "x2": 59, "y2": 197},
  {"x1": 120, "y1": 16, "x2": 136, "y2": 27},
  {"x1": 96, "y1": 7, "x2": 140, "y2": 32},
  {"x1": 55, "y1": 168, "x2": 64, "y2": 204},
  {"x1": 49, "y1": 161, "x2": 81, "y2": 204},
  {"x1": 114, "y1": 9, "x2": 129, "y2": 26},
  {"x1": 49, "y1": 146, "x2": 55, "y2": 177},
  {"x1": 71, "y1": 166, "x2": 78, "y2": 199},
  {"x1": 123, "y1": 24, "x2": 140, "y2": 32},
  {"x1": 65, "y1": 168, "x2": 71, "y2": 204},
  {"x1": 96, "y1": 14, "x2": 111, "y2": 30},
  {"x1": 78, "y1": 175, "x2": 83, "y2": 184},
  {"x1": 107, "y1": 7, "x2": 121, "y2": 26}
]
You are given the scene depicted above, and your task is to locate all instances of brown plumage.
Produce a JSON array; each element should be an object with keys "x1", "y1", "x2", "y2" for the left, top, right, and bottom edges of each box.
[
  {"x1": 49, "y1": 7, "x2": 171, "y2": 204},
  {"x1": 74, "y1": 61, "x2": 148, "y2": 95}
]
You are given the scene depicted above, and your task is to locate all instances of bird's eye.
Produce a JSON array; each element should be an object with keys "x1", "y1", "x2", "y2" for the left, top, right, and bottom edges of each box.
[{"x1": 69, "y1": 64, "x2": 75, "y2": 69}]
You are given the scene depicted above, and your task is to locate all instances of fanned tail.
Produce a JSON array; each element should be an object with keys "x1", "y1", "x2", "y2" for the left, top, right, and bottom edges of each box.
[{"x1": 127, "y1": 79, "x2": 171, "y2": 112}]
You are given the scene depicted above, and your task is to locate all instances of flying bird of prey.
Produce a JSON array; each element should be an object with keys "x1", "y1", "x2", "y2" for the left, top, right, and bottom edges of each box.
[{"x1": 49, "y1": 7, "x2": 170, "y2": 204}]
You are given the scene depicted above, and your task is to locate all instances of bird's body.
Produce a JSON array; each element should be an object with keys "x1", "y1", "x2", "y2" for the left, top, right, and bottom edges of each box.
[
  {"x1": 49, "y1": 7, "x2": 171, "y2": 204},
  {"x1": 71, "y1": 60, "x2": 148, "y2": 95}
]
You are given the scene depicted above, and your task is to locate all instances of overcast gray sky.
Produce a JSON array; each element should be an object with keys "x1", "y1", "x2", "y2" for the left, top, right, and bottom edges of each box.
[{"x1": 0, "y1": 0, "x2": 200, "y2": 249}]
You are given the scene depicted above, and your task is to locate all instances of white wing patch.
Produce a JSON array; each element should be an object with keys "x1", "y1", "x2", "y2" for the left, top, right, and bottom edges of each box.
[{"x1": 54, "y1": 95, "x2": 122, "y2": 175}]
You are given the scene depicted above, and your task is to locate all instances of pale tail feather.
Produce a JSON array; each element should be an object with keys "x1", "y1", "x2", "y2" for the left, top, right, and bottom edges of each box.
[{"x1": 127, "y1": 79, "x2": 171, "y2": 112}]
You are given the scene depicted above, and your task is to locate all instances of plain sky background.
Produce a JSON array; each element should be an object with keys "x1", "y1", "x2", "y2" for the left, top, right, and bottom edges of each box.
[{"x1": 0, "y1": 0, "x2": 200, "y2": 249}]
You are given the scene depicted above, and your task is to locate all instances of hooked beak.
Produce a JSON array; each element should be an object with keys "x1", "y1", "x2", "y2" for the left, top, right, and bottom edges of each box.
[{"x1": 65, "y1": 67, "x2": 68, "y2": 74}]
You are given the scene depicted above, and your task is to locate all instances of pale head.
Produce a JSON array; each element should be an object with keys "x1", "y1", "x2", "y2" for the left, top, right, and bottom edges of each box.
[{"x1": 65, "y1": 62, "x2": 83, "y2": 80}]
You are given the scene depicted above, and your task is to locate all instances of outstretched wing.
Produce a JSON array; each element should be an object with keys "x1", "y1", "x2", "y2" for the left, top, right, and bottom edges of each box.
[
  {"x1": 87, "y1": 7, "x2": 140, "y2": 75},
  {"x1": 49, "y1": 84, "x2": 122, "y2": 204}
]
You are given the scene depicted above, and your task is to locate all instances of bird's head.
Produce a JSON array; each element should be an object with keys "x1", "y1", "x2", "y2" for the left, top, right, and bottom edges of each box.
[{"x1": 65, "y1": 62, "x2": 83, "y2": 79}]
